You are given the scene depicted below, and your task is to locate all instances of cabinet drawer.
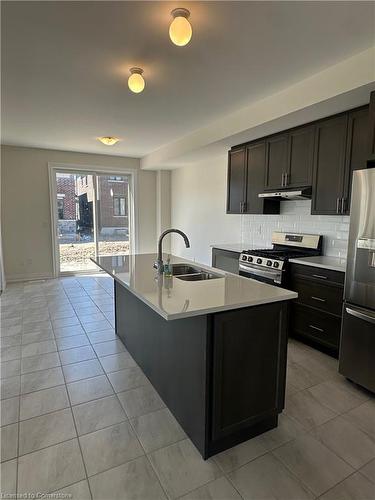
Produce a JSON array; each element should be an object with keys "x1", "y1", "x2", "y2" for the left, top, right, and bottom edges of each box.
[
  {"x1": 291, "y1": 278, "x2": 343, "y2": 316},
  {"x1": 291, "y1": 304, "x2": 341, "y2": 350},
  {"x1": 290, "y1": 263, "x2": 344, "y2": 285}
]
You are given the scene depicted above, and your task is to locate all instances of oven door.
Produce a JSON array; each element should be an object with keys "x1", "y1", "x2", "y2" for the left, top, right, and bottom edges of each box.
[{"x1": 239, "y1": 263, "x2": 283, "y2": 286}]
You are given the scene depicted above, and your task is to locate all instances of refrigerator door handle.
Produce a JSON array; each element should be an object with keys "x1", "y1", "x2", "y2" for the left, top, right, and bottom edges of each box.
[{"x1": 346, "y1": 306, "x2": 375, "y2": 325}]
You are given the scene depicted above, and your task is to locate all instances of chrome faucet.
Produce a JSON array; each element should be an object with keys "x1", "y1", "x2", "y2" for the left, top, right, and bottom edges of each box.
[{"x1": 154, "y1": 229, "x2": 190, "y2": 273}]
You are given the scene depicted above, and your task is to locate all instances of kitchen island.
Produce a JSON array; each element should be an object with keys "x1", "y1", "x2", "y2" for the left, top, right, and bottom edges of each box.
[{"x1": 93, "y1": 253, "x2": 297, "y2": 459}]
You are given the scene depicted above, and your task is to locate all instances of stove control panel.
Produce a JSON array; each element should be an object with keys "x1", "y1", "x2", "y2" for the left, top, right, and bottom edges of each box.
[{"x1": 239, "y1": 253, "x2": 285, "y2": 270}]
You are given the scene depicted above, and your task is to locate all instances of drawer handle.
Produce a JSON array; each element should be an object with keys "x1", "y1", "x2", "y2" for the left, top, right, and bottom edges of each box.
[
  {"x1": 309, "y1": 324, "x2": 324, "y2": 333},
  {"x1": 312, "y1": 274, "x2": 327, "y2": 280},
  {"x1": 311, "y1": 296, "x2": 326, "y2": 303}
]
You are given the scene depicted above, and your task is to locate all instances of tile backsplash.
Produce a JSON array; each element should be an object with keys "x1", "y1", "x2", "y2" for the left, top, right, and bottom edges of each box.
[{"x1": 240, "y1": 200, "x2": 350, "y2": 259}]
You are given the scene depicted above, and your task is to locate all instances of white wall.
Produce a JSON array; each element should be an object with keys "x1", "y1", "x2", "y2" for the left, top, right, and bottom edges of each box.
[
  {"x1": 171, "y1": 156, "x2": 349, "y2": 265},
  {"x1": 1, "y1": 145, "x2": 157, "y2": 281},
  {"x1": 156, "y1": 170, "x2": 172, "y2": 252},
  {"x1": 171, "y1": 155, "x2": 241, "y2": 265}
]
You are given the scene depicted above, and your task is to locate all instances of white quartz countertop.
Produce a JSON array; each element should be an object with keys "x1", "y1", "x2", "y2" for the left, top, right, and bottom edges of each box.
[
  {"x1": 92, "y1": 253, "x2": 297, "y2": 321},
  {"x1": 289, "y1": 255, "x2": 347, "y2": 273}
]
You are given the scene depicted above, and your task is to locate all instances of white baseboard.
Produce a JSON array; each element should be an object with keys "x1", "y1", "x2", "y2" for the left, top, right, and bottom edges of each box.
[{"x1": 6, "y1": 272, "x2": 54, "y2": 284}]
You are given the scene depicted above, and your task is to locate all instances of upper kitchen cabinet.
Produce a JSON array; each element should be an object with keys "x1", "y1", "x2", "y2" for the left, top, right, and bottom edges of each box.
[
  {"x1": 342, "y1": 106, "x2": 369, "y2": 214},
  {"x1": 227, "y1": 102, "x2": 370, "y2": 217},
  {"x1": 227, "y1": 143, "x2": 279, "y2": 214},
  {"x1": 246, "y1": 141, "x2": 279, "y2": 214},
  {"x1": 311, "y1": 114, "x2": 348, "y2": 215},
  {"x1": 264, "y1": 134, "x2": 289, "y2": 190},
  {"x1": 287, "y1": 125, "x2": 315, "y2": 188},
  {"x1": 227, "y1": 148, "x2": 246, "y2": 214},
  {"x1": 264, "y1": 126, "x2": 315, "y2": 191},
  {"x1": 368, "y1": 90, "x2": 375, "y2": 161}
]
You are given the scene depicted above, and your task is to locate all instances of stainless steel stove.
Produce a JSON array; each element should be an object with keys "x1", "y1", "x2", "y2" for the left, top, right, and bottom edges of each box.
[{"x1": 239, "y1": 232, "x2": 322, "y2": 286}]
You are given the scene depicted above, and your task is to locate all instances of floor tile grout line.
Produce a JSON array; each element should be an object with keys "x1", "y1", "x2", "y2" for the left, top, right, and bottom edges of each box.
[
  {"x1": 315, "y1": 467, "x2": 370, "y2": 499},
  {"x1": 269, "y1": 445, "x2": 351, "y2": 499},
  {"x1": 4, "y1": 279, "x2": 374, "y2": 498},
  {"x1": 305, "y1": 417, "x2": 375, "y2": 472},
  {"x1": 15, "y1": 411, "x2": 80, "y2": 460},
  {"x1": 56, "y1": 323, "x2": 94, "y2": 500},
  {"x1": 18, "y1": 403, "x2": 70, "y2": 425},
  {"x1": 211, "y1": 464, "x2": 246, "y2": 500},
  {"x1": 82, "y1": 308, "x2": 173, "y2": 500}
]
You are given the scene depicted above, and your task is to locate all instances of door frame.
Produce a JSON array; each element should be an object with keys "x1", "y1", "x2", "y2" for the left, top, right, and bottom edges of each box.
[{"x1": 48, "y1": 162, "x2": 138, "y2": 277}]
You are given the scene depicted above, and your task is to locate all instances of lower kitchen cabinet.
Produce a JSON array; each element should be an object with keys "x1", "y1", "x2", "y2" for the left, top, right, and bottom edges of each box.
[
  {"x1": 212, "y1": 248, "x2": 240, "y2": 274},
  {"x1": 289, "y1": 263, "x2": 344, "y2": 357}
]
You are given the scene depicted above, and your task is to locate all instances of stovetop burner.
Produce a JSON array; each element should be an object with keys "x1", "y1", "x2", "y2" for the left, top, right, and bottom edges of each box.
[
  {"x1": 242, "y1": 248, "x2": 312, "y2": 260},
  {"x1": 239, "y1": 232, "x2": 323, "y2": 280}
]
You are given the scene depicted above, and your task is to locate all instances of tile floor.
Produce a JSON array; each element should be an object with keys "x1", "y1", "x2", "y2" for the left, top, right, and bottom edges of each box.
[{"x1": 1, "y1": 275, "x2": 374, "y2": 500}]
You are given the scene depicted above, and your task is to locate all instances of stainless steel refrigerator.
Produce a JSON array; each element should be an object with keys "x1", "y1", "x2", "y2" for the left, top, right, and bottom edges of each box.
[{"x1": 339, "y1": 168, "x2": 375, "y2": 393}]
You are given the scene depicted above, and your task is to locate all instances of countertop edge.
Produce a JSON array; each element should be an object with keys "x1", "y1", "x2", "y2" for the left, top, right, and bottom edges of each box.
[
  {"x1": 210, "y1": 244, "x2": 243, "y2": 253},
  {"x1": 289, "y1": 257, "x2": 346, "y2": 273}
]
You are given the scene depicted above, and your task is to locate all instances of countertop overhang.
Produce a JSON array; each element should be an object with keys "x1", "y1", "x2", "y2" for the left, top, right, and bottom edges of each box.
[
  {"x1": 289, "y1": 255, "x2": 347, "y2": 272},
  {"x1": 92, "y1": 253, "x2": 297, "y2": 320}
]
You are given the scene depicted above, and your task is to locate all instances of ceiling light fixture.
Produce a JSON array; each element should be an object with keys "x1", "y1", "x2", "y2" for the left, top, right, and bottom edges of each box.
[
  {"x1": 98, "y1": 136, "x2": 120, "y2": 146},
  {"x1": 128, "y1": 67, "x2": 145, "y2": 93},
  {"x1": 169, "y1": 8, "x2": 192, "y2": 46}
]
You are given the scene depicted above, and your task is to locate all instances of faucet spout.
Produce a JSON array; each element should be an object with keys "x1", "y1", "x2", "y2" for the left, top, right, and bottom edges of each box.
[{"x1": 154, "y1": 229, "x2": 190, "y2": 273}]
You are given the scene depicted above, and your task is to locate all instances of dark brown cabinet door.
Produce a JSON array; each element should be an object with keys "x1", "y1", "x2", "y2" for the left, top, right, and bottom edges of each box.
[
  {"x1": 312, "y1": 115, "x2": 348, "y2": 215},
  {"x1": 227, "y1": 148, "x2": 246, "y2": 214},
  {"x1": 368, "y1": 90, "x2": 375, "y2": 161},
  {"x1": 245, "y1": 142, "x2": 279, "y2": 214},
  {"x1": 287, "y1": 125, "x2": 315, "y2": 187},
  {"x1": 342, "y1": 107, "x2": 369, "y2": 214},
  {"x1": 211, "y1": 303, "x2": 287, "y2": 440},
  {"x1": 264, "y1": 134, "x2": 289, "y2": 190}
]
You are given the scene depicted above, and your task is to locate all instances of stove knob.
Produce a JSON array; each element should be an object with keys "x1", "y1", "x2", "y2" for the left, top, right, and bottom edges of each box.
[
  {"x1": 273, "y1": 261, "x2": 279, "y2": 268},
  {"x1": 241, "y1": 255, "x2": 247, "y2": 261},
  {"x1": 248, "y1": 256, "x2": 253, "y2": 262},
  {"x1": 256, "y1": 258, "x2": 262, "y2": 265},
  {"x1": 266, "y1": 260, "x2": 272, "y2": 267}
]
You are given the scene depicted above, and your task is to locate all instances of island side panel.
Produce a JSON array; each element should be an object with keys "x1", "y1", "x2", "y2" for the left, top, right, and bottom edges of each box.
[
  {"x1": 115, "y1": 281, "x2": 209, "y2": 457},
  {"x1": 208, "y1": 301, "x2": 288, "y2": 456}
]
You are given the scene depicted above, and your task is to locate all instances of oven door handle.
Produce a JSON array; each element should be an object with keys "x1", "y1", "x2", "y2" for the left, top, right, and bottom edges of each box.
[
  {"x1": 346, "y1": 306, "x2": 375, "y2": 325},
  {"x1": 239, "y1": 264, "x2": 282, "y2": 281}
]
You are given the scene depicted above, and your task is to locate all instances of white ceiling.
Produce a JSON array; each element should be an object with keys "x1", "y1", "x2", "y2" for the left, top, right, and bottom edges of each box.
[{"x1": 2, "y1": 1, "x2": 375, "y2": 158}]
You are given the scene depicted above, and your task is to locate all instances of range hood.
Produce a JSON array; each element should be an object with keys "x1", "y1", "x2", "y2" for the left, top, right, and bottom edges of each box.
[{"x1": 258, "y1": 187, "x2": 312, "y2": 200}]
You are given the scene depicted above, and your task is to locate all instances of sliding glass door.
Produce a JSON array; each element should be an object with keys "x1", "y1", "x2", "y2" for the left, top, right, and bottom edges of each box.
[
  {"x1": 54, "y1": 170, "x2": 131, "y2": 274},
  {"x1": 96, "y1": 175, "x2": 130, "y2": 257}
]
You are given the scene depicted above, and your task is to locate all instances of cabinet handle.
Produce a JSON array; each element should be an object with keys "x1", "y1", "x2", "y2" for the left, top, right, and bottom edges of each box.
[
  {"x1": 284, "y1": 172, "x2": 289, "y2": 186},
  {"x1": 346, "y1": 306, "x2": 375, "y2": 325},
  {"x1": 311, "y1": 296, "x2": 326, "y2": 302},
  {"x1": 336, "y1": 198, "x2": 341, "y2": 214},
  {"x1": 312, "y1": 274, "x2": 328, "y2": 280},
  {"x1": 243, "y1": 201, "x2": 247, "y2": 213},
  {"x1": 309, "y1": 324, "x2": 324, "y2": 333},
  {"x1": 240, "y1": 201, "x2": 243, "y2": 213},
  {"x1": 281, "y1": 172, "x2": 285, "y2": 187},
  {"x1": 341, "y1": 197, "x2": 346, "y2": 214}
]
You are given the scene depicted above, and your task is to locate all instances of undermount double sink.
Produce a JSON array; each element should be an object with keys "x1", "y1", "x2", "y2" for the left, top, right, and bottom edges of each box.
[{"x1": 171, "y1": 263, "x2": 222, "y2": 281}]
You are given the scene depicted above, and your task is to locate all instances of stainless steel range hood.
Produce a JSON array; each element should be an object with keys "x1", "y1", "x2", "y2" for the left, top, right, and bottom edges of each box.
[{"x1": 258, "y1": 187, "x2": 312, "y2": 200}]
